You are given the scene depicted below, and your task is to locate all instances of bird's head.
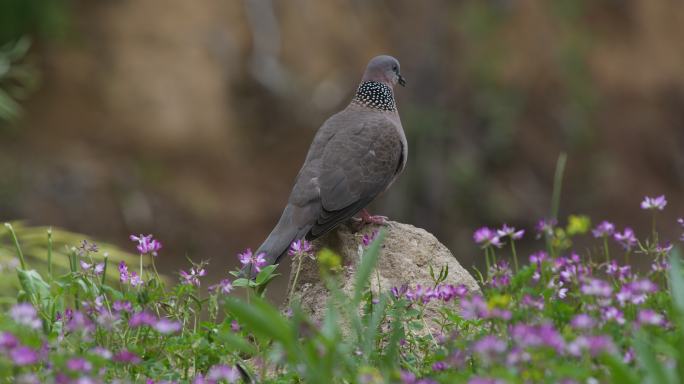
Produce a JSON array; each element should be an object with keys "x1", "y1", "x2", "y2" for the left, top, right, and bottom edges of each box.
[{"x1": 361, "y1": 55, "x2": 406, "y2": 88}]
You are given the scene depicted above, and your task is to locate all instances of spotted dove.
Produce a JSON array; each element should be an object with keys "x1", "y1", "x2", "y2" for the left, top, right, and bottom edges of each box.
[{"x1": 252, "y1": 55, "x2": 407, "y2": 270}]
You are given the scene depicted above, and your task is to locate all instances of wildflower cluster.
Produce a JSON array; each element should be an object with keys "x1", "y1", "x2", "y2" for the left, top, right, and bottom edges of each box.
[{"x1": 1, "y1": 194, "x2": 684, "y2": 383}]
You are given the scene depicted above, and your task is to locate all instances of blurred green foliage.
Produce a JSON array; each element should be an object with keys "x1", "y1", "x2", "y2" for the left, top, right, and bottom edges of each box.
[
  {"x1": 0, "y1": 38, "x2": 38, "y2": 122},
  {"x1": 0, "y1": 0, "x2": 69, "y2": 123},
  {"x1": 0, "y1": 0, "x2": 68, "y2": 43},
  {"x1": 0, "y1": 222, "x2": 141, "y2": 298}
]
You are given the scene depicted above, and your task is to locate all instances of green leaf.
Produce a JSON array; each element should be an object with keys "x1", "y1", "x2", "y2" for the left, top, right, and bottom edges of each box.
[
  {"x1": 222, "y1": 296, "x2": 296, "y2": 355},
  {"x1": 668, "y1": 250, "x2": 684, "y2": 315},
  {"x1": 16, "y1": 268, "x2": 50, "y2": 301},
  {"x1": 362, "y1": 294, "x2": 388, "y2": 361},
  {"x1": 600, "y1": 354, "x2": 640, "y2": 384},
  {"x1": 232, "y1": 278, "x2": 251, "y2": 288},
  {"x1": 634, "y1": 331, "x2": 673, "y2": 384},
  {"x1": 354, "y1": 230, "x2": 385, "y2": 305},
  {"x1": 255, "y1": 264, "x2": 278, "y2": 285},
  {"x1": 216, "y1": 331, "x2": 258, "y2": 355}
]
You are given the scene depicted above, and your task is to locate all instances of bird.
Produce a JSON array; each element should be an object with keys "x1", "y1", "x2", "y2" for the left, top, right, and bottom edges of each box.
[{"x1": 249, "y1": 55, "x2": 407, "y2": 274}]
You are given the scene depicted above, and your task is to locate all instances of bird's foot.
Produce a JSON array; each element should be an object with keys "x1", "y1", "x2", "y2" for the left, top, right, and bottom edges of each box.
[{"x1": 361, "y1": 209, "x2": 389, "y2": 225}]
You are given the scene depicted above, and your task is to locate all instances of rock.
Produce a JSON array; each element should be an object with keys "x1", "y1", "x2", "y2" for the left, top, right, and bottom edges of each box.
[{"x1": 285, "y1": 221, "x2": 481, "y2": 322}]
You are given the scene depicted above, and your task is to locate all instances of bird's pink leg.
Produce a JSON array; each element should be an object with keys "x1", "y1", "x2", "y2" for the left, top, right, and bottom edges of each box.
[{"x1": 359, "y1": 208, "x2": 388, "y2": 225}]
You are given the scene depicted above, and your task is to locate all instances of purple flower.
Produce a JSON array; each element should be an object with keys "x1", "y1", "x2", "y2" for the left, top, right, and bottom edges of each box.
[
  {"x1": 468, "y1": 378, "x2": 505, "y2": 384},
  {"x1": 208, "y1": 279, "x2": 233, "y2": 295},
  {"x1": 637, "y1": 309, "x2": 665, "y2": 326},
  {"x1": 656, "y1": 242, "x2": 673, "y2": 255},
  {"x1": 567, "y1": 335, "x2": 616, "y2": 357},
  {"x1": 113, "y1": 349, "x2": 141, "y2": 364},
  {"x1": 651, "y1": 259, "x2": 670, "y2": 273},
  {"x1": 207, "y1": 364, "x2": 240, "y2": 383},
  {"x1": 601, "y1": 306, "x2": 626, "y2": 325},
  {"x1": 580, "y1": 278, "x2": 612, "y2": 297},
  {"x1": 96, "y1": 312, "x2": 120, "y2": 330},
  {"x1": 497, "y1": 224, "x2": 524, "y2": 240},
  {"x1": 535, "y1": 218, "x2": 557, "y2": 238},
  {"x1": 521, "y1": 295, "x2": 545, "y2": 311},
  {"x1": 112, "y1": 300, "x2": 133, "y2": 313},
  {"x1": 362, "y1": 230, "x2": 379, "y2": 247},
  {"x1": 488, "y1": 260, "x2": 512, "y2": 289},
  {"x1": 10, "y1": 346, "x2": 39, "y2": 365},
  {"x1": 592, "y1": 221, "x2": 615, "y2": 238},
  {"x1": 154, "y1": 318, "x2": 182, "y2": 334},
  {"x1": 605, "y1": 260, "x2": 632, "y2": 282},
  {"x1": 431, "y1": 361, "x2": 448, "y2": 371},
  {"x1": 231, "y1": 320, "x2": 240, "y2": 332},
  {"x1": 400, "y1": 371, "x2": 417, "y2": 384},
  {"x1": 473, "y1": 336, "x2": 507, "y2": 362},
  {"x1": 77, "y1": 240, "x2": 99, "y2": 255},
  {"x1": 460, "y1": 295, "x2": 489, "y2": 320},
  {"x1": 570, "y1": 314, "x2": 596, "y2": 330},
  {"x1": 473, "y1": 227, "x2": 503, "y2": 248},
  {"x1": 80, "y1": 260, "x2": 105, "y2": 276},
  {"x1": 129, "y1": 311, "x2": 157, "y2": 328},
  {"x1": 614, "y1": 228, "x2": 637, "y2": 250},
  {"x1": 179, "y1": 267, "x2": 206, "y2": 287},
  {"x1": 67, "y1": 357, "x2": 92, "y2": 372},
  {"x1": 119, "y1": 261, "x2": 129, "y2": 282},
  {"x1": 90, "y1": 347, "x2": 112, "y2": 359},
  {"x1": 391, "y1": 284, "x2": 409, "y2": 299},
  {"x1": 289, "y1": 239, "x2": 313, "y2": 256},
  {"x1": 641, "y1": 195, "x2": 667, "y2": 211},
  {"x1": 10, "y1": 303, "x2": 41, "y2": 330},
  {"x1": 510, "y1": 323, "x2": 564, "y2": 352},
  {"x1": 66, "y1": 311, "x2": 95, "y2": 334},
  {"x1": 238, "y1": 249, "x2": 267, "y2": 273},
  {"x1": 130, "y1": 234, "x2": 163, "y2": 256},
  {"x1": 505, "y1": 347, "x2": 531, "y2": 367},
  {"x1": 0, "y1": 332, "x2": 18, "y2": 350}
]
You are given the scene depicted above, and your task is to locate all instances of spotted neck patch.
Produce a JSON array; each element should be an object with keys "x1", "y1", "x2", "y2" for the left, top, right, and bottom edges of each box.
[{"x1": 352, "y1": 81, "x2": 396, "y2": 111}]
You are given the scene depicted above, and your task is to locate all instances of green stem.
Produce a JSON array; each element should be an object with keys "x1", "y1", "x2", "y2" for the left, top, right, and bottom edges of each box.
[
  {"x1": 483, "y1": 249, "x2": 491, "y2": 277},
  {"x1": 288, "y1": 256, "x2": 304, "y2": 303},
  {"x1": 47, "y1": 228, "x2": 53, "y2": 280},
  {"x1": 4, "y1": 223, "x2": 26, "y2": 270},
  {"x1": 551, "y1": 152, "x2": 567, "y2": 222},
  {"x1": 603, "y1": 236, "x2": 610, "y2": 265},
  {"x1": 510, "y1": 240, "x2": 519, "y2": 272},
  {"x1": 651, "y1": 212, "x2": 658, "y2": 245}
]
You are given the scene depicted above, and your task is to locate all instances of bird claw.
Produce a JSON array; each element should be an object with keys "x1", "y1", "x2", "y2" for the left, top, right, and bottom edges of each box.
[{"x1": 363, "y1": 214, "x2": 388, "y2": 225}]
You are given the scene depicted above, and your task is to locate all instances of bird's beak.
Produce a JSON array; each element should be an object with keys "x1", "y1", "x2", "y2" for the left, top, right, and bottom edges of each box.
[{"x1": 398, "y1": 74, "x2": 406, "y2": 87}]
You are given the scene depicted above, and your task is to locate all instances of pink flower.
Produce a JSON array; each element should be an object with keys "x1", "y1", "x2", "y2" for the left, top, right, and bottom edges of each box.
[
  {"x1": 613, "y1": 228, "x2": 637, "y2": 250},
  {"x1": 473, "y1": 227, "x2": 503, "y2": 248},
  {"x1": 289, "y1": 239, "x2": 313, "y2": 256},
  {"x1": 238, "y1": 249, "x2": 267, "y2": 273},
  {"x1": 128, "y1": 311, "x2": 157, "y2": 328},
  {"x1": 10, "y1": 346, "x2": 39, "y2": 366},
  {"x1": 208, "y1": 279, "x2": 233, "y2": 295},
  {"x1": 592, "y1": 221, "x2": 615, "y2": 238},
  {"x1": 113, "y1": 349, "x2": 141, "y2": 364},
  {"x1": 641, "y1": 195, "x2": 667, "y2": 210},
  {"x1": 154, "y1": 318, "x2": 182, "y2": 334},
  {"x1": 207, "y1": 364, "x2": 240, "y2": 383},
  {"x1": 10, "y1": 303, "x2": 41, "y2": 330},
  {"x1": 130, "y1": 234, "x2": 162, "y2": 257},
  {"x1": 180, "y1": 267, "x2": 206, "y2": 287},
  {"x1": 637, "y1": 309, "x2": 665, "y2": 326},
  {"x1": 497, "y1": 224, "x2": 524, "y2": 240}
]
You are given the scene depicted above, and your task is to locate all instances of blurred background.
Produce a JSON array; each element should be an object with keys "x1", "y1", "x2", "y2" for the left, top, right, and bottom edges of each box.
[{"x1": 1, "y1": 0, "x2": 684, "y2": 287}]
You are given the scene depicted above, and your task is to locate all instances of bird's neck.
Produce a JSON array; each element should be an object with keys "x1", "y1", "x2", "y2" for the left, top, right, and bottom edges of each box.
[{"x1": 351, "y1": 81, "x2": 396, "y2": 111}]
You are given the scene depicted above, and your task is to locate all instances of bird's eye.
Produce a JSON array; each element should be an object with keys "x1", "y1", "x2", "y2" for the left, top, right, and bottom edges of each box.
[{"x1": 392, "y1": 65, "x2": 398, "y2": 72}]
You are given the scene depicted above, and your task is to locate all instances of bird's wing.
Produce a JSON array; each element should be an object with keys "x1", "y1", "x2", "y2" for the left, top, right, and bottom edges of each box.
[{"x1": 308, "y1": 113, "x2": 402, "y2": 238}]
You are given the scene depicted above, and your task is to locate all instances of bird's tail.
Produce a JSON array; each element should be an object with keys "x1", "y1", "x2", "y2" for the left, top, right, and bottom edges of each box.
[{"x1": 241, "y1": 204, "x2": 312, "y2": 278}]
